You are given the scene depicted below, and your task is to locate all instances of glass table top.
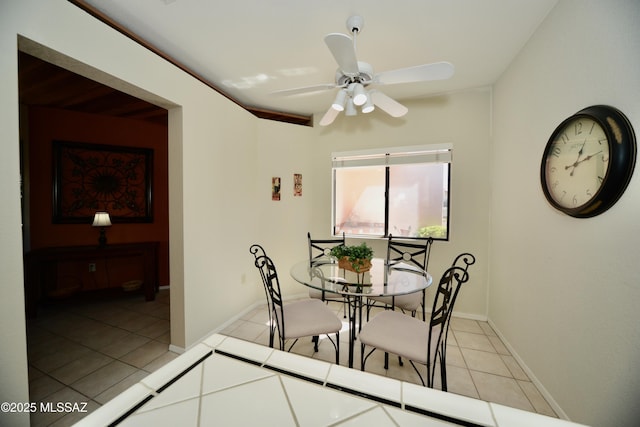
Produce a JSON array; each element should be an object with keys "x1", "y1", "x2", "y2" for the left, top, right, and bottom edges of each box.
[{"x1": 290, "y1": 258, "x2": 432, "y2": 297}]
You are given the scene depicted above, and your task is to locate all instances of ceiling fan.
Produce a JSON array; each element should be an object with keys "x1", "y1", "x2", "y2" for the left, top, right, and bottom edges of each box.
[{"x1": 273, "y1": 15, "x2": 455, "y2": 126}]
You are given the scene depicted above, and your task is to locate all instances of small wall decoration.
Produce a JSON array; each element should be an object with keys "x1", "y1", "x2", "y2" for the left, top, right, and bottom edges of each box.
[
  {"x1": 52, "y1": 140, "x2": 153, "y2": 223},
  {"x1": 294, "y1": 173, "x2": 302, "y2": 197},
  {"x1": 272, "y1": 177, "x2": 281, "y2": 201}
]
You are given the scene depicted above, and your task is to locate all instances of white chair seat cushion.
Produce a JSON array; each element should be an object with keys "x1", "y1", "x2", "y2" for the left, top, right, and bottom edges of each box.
[
  {"x1": 282, "y1": 299, "x2": 342, "y2": 339},
  {"x1": 358, "y1": 310, "x2": 429, "y2": 364},
  {"x1": 367, "y1": 292, "x2": 422, "y2": 312}
]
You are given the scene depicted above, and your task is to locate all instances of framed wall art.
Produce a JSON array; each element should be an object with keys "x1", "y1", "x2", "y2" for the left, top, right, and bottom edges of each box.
[
  {"x1": 52, "y1": 140, "x2": 153, "y2": 223},
  {"x1": 294, "y1": 173, "x2": 302, "y2": 196},
  {"x1": 272, "y1": 177, "x2": 281, "y2": 201}
]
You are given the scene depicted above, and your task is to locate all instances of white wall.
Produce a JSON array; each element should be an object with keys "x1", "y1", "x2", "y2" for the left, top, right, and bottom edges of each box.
[
  {"x1": 0, "y1": 2, "x2": 263, "y2": 425},
  {"x1": 308, "y1": 89, "x2": 492, "y2": 318},
  {"x1": 491, "y1": 1, "x2": 640, "y2": 425},
  {"x1": 247, "y1": 90, "x2": 493, "y2": 340},
  {"x1": 250, "y1": 119, "x2": 315, "y2": 290},
  {"x1": 0, "y1": 5, "x2": 30, "y2": 426},
  {"x1": 5, "y1": 1, "x2": 637, "y2": 426}
]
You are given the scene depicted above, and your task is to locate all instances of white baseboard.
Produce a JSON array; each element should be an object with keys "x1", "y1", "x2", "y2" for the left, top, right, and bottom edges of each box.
[
  {"x1": 168, "y1": 344, "x2": 185, "y2": 354},
  {"x1": 451, "y1": 311, "x2": 488, "y2": 322},
  {"x1": 487, "y1": 319, "x2": 569, "y2": 421},
  {"x1": 174, "y1": 294, "x2": 313, "y2": 354},
  {"x1": 212, "y1": 300, "x2": 265, "y2": 334}
]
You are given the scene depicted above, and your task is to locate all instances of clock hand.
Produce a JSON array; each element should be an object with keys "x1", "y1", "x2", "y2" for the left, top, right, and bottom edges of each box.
[
  {"x1": 574, "y1": 150, "x2": 603, "y2": 165},
  {"x1": 564, "y1": 140, "x2": 588, "y2": 176},
  {"x1": 565, "y1": 150, "x2": 603, "y2": 176},
  {"x1": 575, "y1": 141, "x2": 586, "y2": 160}
]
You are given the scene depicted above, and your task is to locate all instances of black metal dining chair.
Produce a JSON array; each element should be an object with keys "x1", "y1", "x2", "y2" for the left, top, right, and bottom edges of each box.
[
  {"x1": 250, "y1": 244, "x2": 341, "y2": 362},
  {"x1": 359, "y1": 252, "x2": 475, "y2": 389},
  {"x1": 308, "y1": 232, "x2": 345, "y2": 266},
  {"x1": 307, "y1": 232, "x2": 348, "y2": 317},
  {"x1": 366, "y1": 235, "x2": 434, "y2": 320}
]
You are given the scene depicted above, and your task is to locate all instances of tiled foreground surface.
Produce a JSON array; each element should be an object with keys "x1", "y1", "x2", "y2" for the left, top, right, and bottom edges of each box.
[
  {"x1": 26, "y1": 293, "x2": 582, "y2": 426},
  {"x1": 222, "y1": 301, "x2": 558, "y2": 417},
  {"x1": 77, "y1": 334, "x2": 586, "y2": 427}
]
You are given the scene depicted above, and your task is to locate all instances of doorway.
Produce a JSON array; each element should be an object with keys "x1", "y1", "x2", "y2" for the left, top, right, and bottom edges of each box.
[{"x1": 19, "y1": 48, "x2": 173, "y2": 424}]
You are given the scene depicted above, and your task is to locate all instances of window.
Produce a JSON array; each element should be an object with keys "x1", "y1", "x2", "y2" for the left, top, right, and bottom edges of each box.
[{"x1": 332, "y1": 144, "x2": 451, "y2": 240}]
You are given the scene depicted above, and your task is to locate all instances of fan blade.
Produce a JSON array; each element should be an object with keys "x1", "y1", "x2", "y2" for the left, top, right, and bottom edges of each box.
[
  {"x1": 324, "y1": 33, "x2": 359, "y2": 77},
  {"x1": 370, "y1": 91, "x2": 408, "y2": 118},
  {"x1": 375, "y1": 62, "x2": 455, "y2": 85},
  {"x1": 319, "y1": 106, "x2": 340, "y2": 126},
  {"x1": 271, "y1": 83, "x2": 337, "y2": 97}
]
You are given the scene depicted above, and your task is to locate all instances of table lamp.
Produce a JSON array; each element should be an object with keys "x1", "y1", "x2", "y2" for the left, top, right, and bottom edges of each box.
[{"x1": 92, "y1": 211, "x2": 112, "y2": 246}]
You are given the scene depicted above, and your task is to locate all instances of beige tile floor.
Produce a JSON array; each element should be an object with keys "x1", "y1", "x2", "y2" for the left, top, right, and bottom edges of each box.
[
  {"x1": 26, "y1": 291, "x2": 557, "y2": 426},
  {"x1": 220, "y1": 300, "x2": 558, "y2": 419},
  {"x1": 26, "y1": 289, "x2": 173, "y2": 426}
]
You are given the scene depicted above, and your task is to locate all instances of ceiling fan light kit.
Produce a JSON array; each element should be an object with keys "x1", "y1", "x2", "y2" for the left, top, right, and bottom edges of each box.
[
  {"x1": 332, "y1": 89, "x2": 348, "y2": 111},
  {"x1": 362, "y1": 96, "x2": 375, "y2": 114},
  {"x1": 345, "y1": 99, "x2": 358, "y2": 116},
  {"x1": 351, "y1": 83, "x2": 368, "y2": 106},
  {"x1": 275, "y1": 15, "x2": 454, "y2": 126}
]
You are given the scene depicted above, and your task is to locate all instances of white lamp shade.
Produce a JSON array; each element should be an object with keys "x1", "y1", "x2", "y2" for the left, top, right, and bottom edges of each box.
[
  {"x1": 345, "y1": 98, "x2": 357, "y2": 116},
  {"x1": 352, "y1": 83, "x2": 368, "y2": 106},
  {"x1": 92, "y1": 212, "x2": 112, "y2": 227},
  {"x1": 331, "y1": 89, "x2": 348, "y2": 111},
  {"x1": 362, "y1": 96, "x2": 375, "y2": 113}
]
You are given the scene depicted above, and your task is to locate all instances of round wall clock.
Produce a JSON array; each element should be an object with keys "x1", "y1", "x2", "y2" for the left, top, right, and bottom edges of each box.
[{"x1": 540, "y1": 105, "x2": 636, "y2": 218}]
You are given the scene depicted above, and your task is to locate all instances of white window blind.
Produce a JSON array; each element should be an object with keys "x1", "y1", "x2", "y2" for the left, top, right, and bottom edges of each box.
[{"x1": 332, "y1": 143, "x2": 452, "y2": 169}]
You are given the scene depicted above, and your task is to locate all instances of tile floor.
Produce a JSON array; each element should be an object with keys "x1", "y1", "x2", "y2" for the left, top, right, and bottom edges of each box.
[
  {"x1": 220, "y1": 300, "x2": 558, "y2": 419},
  {"x1": 26, "y1": 291, "x2": 557, "y2": 426},
  {"x1": 80, "y1": 334, "x2": 576, "y2": 427},
  {"x1": 26, "y1": 289, "x2": 173, "y2": 426}
]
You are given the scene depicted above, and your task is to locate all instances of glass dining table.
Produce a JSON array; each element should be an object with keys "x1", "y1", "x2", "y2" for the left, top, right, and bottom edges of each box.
[{"x1": 290, "y1": 257, "x2": 433, "y2": 368}]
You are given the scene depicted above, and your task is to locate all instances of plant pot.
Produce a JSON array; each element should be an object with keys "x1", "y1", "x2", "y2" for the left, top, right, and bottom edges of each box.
[{"x1": 338, "y1": 257, "x2": 372, "y2": 273}]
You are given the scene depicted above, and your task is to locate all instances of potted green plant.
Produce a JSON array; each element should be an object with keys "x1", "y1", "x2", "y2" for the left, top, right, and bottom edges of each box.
[{"x1": 330, "y1": 242, "x2": 374, "y2": 273}]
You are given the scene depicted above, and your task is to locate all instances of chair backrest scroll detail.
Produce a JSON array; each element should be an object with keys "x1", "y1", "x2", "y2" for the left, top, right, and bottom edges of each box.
[
  {"x1": 427, "y1": 262, "x2": 472, "y2": 389},
  {"x1": 250, "y1": 244, "x2": 285, "y2": 350}
]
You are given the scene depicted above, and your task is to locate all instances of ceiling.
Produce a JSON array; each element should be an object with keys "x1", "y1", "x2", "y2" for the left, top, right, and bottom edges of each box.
[
  {"x1": 33, "y1": 0, "x2": 559, "y2": 126},
  {"x1": 19, "y1": 51, "x2": 168, "y2": 125}
]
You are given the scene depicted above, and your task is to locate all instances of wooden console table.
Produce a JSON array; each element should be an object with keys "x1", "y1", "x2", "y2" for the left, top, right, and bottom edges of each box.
[{"x1": 25, "y1": 242, "x2": 159, "y2": 317}]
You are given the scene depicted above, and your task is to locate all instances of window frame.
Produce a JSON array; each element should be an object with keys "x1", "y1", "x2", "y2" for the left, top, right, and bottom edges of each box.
[{"x1": 331, "y1": 144, "x2": 452, "y2": 241}]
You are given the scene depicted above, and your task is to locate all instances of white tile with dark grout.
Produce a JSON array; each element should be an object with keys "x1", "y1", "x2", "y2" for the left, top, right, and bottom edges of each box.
[{"x1": 26, "y1": 291, "x2": 558, "y2": 425}]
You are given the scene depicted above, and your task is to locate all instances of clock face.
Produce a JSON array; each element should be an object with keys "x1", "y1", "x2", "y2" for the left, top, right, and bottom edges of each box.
[{"x1": 543, "y1": 117, "x2": 610, "y2": 210}]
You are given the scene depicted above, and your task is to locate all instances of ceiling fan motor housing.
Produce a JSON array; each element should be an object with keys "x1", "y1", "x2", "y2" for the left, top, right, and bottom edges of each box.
[{"x1": 335, "y1": 61, "x2": 374, "y2": 86}]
